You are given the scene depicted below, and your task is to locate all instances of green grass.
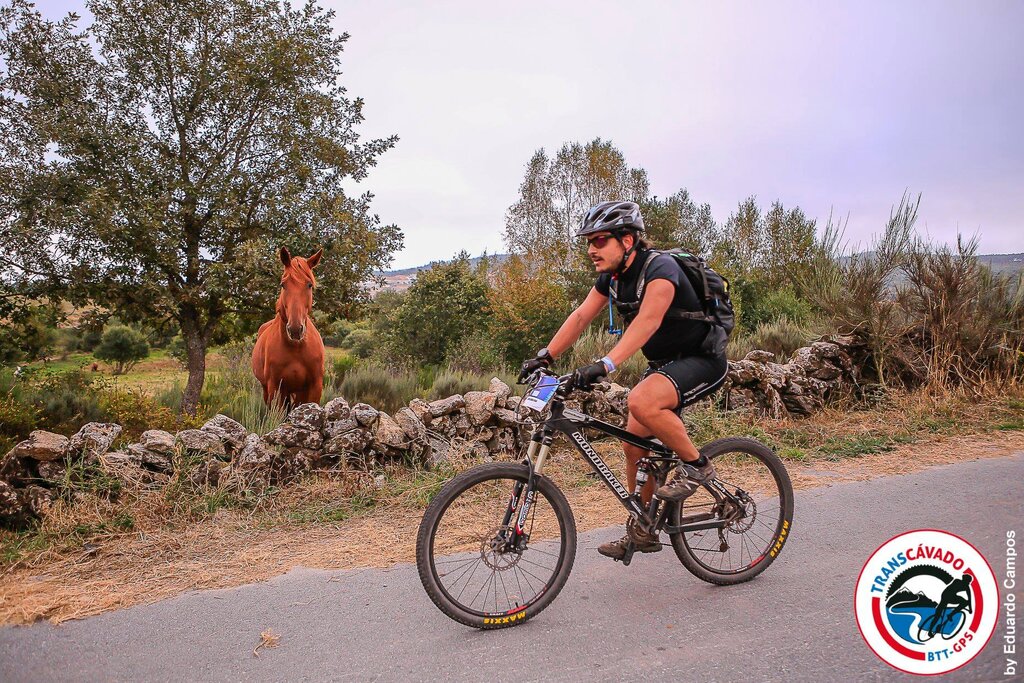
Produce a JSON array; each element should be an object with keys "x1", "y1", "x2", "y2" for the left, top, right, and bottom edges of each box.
[{"x1": 286, "y1": 490, "x2": 378, "y2": 524}]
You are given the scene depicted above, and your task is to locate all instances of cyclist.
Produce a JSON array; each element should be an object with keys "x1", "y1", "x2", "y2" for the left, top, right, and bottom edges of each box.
[
  {"x1": 930, "y1": 573, "x2": 973, "y2": 636},
  {"x1": 519, "y1": 200, "x2": 729, "y2": 560}
]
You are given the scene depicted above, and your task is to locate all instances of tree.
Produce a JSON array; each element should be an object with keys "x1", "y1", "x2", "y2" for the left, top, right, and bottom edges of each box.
[
  {"x1": 504, "y1": 139, "x2": 649, "y2": 301},
  {"x1": 0, "y1": 0, "x2": 402, "y2": 413},
  {"x1": 382, "y1": 253, "x2": 490, "y2": 366},
  {"x1": 94, "y1": 324, "x2": 149, "y2": 374},
  {"x1": 487, "y1": 255, "x2": 572, "y2": 362},
  {"x1": 641, "y1": 189, "x2": 718, "y2": 256},
  {"x1": 0, "y1": 303, "x2": 59, "y2": 365}
]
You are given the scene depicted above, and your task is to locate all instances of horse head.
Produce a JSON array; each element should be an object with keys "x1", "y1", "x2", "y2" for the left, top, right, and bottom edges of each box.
[{"x1": 277, "y1": 246, "x2": 322, "y2": 342}]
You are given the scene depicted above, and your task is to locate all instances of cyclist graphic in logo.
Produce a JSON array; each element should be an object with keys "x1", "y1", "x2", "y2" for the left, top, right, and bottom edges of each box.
[
  {"x1": 855, "y1": 529, "x2": 999, "y2": 675},
  {"x1": 884, "y1": 565, "x2": 974, "y2": 644}
]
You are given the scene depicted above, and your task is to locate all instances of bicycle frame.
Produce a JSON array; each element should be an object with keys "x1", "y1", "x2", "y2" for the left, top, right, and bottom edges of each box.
[{"x1": 520, "y1": 392, "x2": 734, "y2": 536}]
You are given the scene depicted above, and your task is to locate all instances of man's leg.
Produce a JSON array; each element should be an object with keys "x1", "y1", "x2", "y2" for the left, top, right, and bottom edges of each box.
[{"x1": 626, "y1": 372, "x2": 700, "y2": 462}]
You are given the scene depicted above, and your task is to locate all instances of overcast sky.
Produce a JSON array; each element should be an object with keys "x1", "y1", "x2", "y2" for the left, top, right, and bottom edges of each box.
[{"x1": 35, "y1": 1, "x2": 1024, "y2": 268}]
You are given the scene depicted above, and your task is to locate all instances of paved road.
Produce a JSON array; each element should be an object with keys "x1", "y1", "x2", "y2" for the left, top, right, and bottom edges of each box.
[{"x1": 2, "y1": 453, "x2": 1021, "y2": 682}]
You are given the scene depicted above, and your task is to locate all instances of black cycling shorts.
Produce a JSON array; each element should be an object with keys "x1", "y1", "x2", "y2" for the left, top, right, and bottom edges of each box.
[{"x1": 642, "y1": 354, "x2": 729, "y2": 412}]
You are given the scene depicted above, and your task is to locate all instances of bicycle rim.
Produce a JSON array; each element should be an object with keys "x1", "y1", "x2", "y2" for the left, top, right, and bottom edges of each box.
[
  {"x1": 672, "y1": 437, "x2": 793, "y2": 581},
  {"x1": 425, "y1": 466, "x2": 572, "y2": 622}
]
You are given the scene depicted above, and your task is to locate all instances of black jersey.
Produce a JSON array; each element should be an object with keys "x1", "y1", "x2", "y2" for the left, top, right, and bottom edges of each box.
[{"x1": 595, "y1": 249, "x2": 712, "y2": 360}]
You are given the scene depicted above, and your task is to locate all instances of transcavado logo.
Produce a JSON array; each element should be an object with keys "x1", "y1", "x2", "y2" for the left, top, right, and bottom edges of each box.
[{"x1": 855, "y1": 529, "x2": 999, "y2": 675}]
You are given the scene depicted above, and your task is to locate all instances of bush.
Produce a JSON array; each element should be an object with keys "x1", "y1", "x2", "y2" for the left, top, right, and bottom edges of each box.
[
  {"x1": 728, "y1": 317, "x2": 816, "y2": 361},
  {"x1": 445, "y1": 329, "x2": 505, "y2": 375},
  {"x1": 339, "y1": 364, "x2": 420, "y2": 413},
  {"x1": 342, "y1": 328, "x2": 377, "y2": 359},
  {"x1": 321, "y1": 319, "x2": 354, "y2": 347},
  {"x1": 741, "y1": 286, "x2": 814, "y2": 329},
  {"x1": 427, "y1": 370, "x2": 489, "y2": 401},
  {"x1": 94, "y1": 325, "x2": 149, "y2": 374},
  {"x1": 329, "y1": 354, "x2": 358, "y2": 387}
]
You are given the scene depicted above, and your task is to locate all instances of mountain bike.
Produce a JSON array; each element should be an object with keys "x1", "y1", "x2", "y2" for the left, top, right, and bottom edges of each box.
[
  {"x1": 415, "y1": 369, "x2": 795, "y2": 629},
  {"x1": 917, "y1": 603, "x2": 970, "y2": 642}
]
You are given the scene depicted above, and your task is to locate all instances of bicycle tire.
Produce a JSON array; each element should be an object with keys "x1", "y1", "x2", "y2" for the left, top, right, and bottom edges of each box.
[
  {"x1": 669, "y1": 437, "x2": 794, "y2": 585},
  {"x1": 416, "y1": 462, "x2": 577, "y2": 629}
]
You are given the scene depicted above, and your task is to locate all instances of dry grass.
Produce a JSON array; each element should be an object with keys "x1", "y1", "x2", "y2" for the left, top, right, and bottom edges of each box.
[{"x1": 1, "y1": 389, "x2": 1022, "y2": 626}]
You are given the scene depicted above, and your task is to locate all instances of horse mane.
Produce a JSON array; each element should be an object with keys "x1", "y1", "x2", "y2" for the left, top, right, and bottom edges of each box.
[{"x1": 280, "y1": 257, "x2": 318, "y2": 287}]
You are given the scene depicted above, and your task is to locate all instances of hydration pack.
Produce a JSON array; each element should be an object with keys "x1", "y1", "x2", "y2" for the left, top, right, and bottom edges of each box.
[{"x1": 608, "y1": 249, "x2": 735, "y2": 343}]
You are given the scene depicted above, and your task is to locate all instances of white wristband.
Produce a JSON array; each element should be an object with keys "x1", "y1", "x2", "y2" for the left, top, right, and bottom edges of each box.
[{"x1": 600, "y1": 356, "x2": 617, "y2": 373}]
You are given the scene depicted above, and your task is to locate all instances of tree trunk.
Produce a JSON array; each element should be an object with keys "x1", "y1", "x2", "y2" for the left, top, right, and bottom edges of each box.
[{"x1": 180, "y1": 325, "x2": 207, "y2": 416}]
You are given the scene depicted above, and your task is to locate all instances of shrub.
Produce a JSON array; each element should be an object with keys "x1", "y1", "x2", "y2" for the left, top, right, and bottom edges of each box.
[
  {"x1": 94, "y1": 325, "x2": 150, "y2": 374},
  {"x1": 342, "y1": 328, "x2": 377, "y2": 359},
  {"x1": 445, "y1": 329, "x2": 505, "y2": 375},
  {"x1": 728, "y1": 317, "x2": 816, "y2": 361},
  {"x1": 741, "y1": 286, "x2": 814, "y2": 329},
  {"x1": 427, "y1": 370, "x2": 489, "y2": 401},
  {"x1": 339, "y1": 364, "x2": 419, "y2": 413},
  {"x1": 329, "y1": 354, "x2": 358, "y2": 387},
  {"x1": 321, "y1": 319, "x2": 354, "y2": 347}
]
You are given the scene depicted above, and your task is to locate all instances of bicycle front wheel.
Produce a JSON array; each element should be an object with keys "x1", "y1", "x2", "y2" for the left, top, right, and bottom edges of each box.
[
  {"x1": 416, "y1": 462, "x2": 577, "y2": 629},
  {"x1": 670, "y1": 437, "x2": 794, "y2": 585}
]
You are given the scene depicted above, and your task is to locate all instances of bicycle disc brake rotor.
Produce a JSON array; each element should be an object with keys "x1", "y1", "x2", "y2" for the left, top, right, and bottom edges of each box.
[
  {"x1": 480, "y1": 525, "x2": 522, "y2": 571},
  {"x1": 725, "y1": 496, "x2": 756, "y2": 534}
]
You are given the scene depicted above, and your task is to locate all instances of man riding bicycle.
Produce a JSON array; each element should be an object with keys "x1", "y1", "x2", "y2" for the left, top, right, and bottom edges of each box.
[
  {"x1": 930, "y1": 573, "x2": 973, "y2": 636},
  {"x1": 519, "y1": 200, "x2": 729, "y2": 560}
]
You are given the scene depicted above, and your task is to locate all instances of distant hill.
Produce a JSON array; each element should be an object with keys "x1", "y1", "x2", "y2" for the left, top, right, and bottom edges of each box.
[
  {"x1": 376, "y1": 252, "x2": 1021, "y2": 292},
  {"x1": 376, "y1": 254, "x2": 510, "y2": 292}
]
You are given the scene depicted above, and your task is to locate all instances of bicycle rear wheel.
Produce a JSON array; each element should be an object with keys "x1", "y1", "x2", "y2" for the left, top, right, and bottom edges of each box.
[
  {"x1": 669, "y1": 437, "x2": 794, "y2": 585},
  {"x1": 416, "y1": 462, "x2": 576, "y2": 628}
]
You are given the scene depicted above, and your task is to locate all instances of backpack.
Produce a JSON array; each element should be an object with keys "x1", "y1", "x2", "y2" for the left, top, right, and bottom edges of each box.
[{"x1": 607, "y1": 249, "x2": 735, "y2": 345}]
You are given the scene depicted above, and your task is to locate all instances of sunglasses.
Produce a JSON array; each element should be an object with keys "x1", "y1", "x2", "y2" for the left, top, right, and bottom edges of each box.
[{"x1": 586, "y1": 234, "x2": 617, "y2": 249}]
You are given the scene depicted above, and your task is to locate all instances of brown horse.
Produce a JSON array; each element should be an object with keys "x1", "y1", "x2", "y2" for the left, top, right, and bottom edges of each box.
[{"x1": 252, "y1": 247, "x2": 325, "y2": 409}]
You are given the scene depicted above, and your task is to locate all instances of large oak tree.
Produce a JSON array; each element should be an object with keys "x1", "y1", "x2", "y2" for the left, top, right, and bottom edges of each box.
[{"x1": 0, "y1": 0, "x2": 401, "y2": 413}]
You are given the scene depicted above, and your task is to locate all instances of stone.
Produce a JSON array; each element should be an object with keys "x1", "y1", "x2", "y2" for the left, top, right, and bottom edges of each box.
[
  {"x1": 505, "y1": 395, "x2": 521, "y2": 411},
  {"x1": 182, "y1": 459, "x2": 225, "y2": 489},
  {"x1": 323, "y1": 397, "x2": 352, "y2": 422},
  {"x1": 322, "y1": 429, "x2": 373, "y2": 457},
  {"x1": 0, "y1": 452, "x2": 33, "y2": 486},
  {"x1": 493, "y1": 408, "x2": 519, "y2": 426},
  {"x1": 287, "y1": 403, "x2": 326, "y2": 432},
  {"x1": 352, "y1": 403, "x2": 380, "y2": 427},
  {"x1": 20, "y1": 485, "x2": 55, "y2": 517},
  {"x1": 427, "y1": 395, "x2": 465, "y2": 418},
  {"x1": 12, "y1": 431, "x2": 69, "y2": 462},
  {"x1": 127, "y1": 444, "x2": 173, "y2": 473},
  {"x1": 0, "y1": 480, "x2": 28, "y2": 523},
  {"x1": 274, "y1": 448, "x2": 316, "y2": 483},
  {"x1": 408, "y1": 398, "x2": 433, "y2": 425},
  {"x1": 426, "y1": 433, "x2": 451, "y2": 468},
  {"x1": 454, "y1": 414, "x2": 471, "y2": 435},
  {"x1": 468, "y1": 442, "x2": 490, "y2": 460},
  {"x1": 488, "y1": 377, "x2": 513, "y2": 405},
  {"x1": 264, "y1": 424, "x2": 323, "y2": 450},
  {"x1": 324, "y1": 416, "x2": 360, "y2": 438},
  {"x1": 394, "y1": 407, "x2": 427, "y2": 442},
  {"x1": 235, "y1": 434, "x2": 276, "y2": 468},
  {"x1": 67, "y1": 423, "x2": 122, "y2": 463},
  {"x1": 100, "y1": 450, "x2": 141, "y2": 467},
  {"x1": 200, "y1": 415, "x2": 248, "y2": 454},
  {"x1": 140, "y1": 430, "x2": 176, "y2": 455},
  {"x1": 744, "y1": 349, "x2": 777, "y2": 363},
  {"x1": 373, "y1": 412, "x2": 407, "y2": 449},
  {"x1": 175, "y1": 429, "x2": 227, "y2": 457},
  {"x1": 488, "y1": 427, "x2": 516, "y2": 454},
  {"x1": 35, "y1": 460, "x2": 66, "y2": 483},
  {"x1": 469, "y1": 427, "x2": 494, "y2": 443},
  {"x1": 464, "y1": 391, "x2": 497, "y2": 426}
]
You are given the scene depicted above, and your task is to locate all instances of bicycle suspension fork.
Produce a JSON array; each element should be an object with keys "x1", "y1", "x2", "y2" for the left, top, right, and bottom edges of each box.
[{"x1": 501, "y1": 430, "x2": 553, "y2": 549}]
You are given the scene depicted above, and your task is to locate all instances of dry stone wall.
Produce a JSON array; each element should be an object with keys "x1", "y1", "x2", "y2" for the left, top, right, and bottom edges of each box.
[{"x1": 0, "y1": 336, "x2": 868, "y2": 528}]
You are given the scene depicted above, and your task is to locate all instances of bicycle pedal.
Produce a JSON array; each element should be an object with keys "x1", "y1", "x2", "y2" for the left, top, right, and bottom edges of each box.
[{"x1": 621, "y1": 543, "x2": 636, "y2": 566}]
